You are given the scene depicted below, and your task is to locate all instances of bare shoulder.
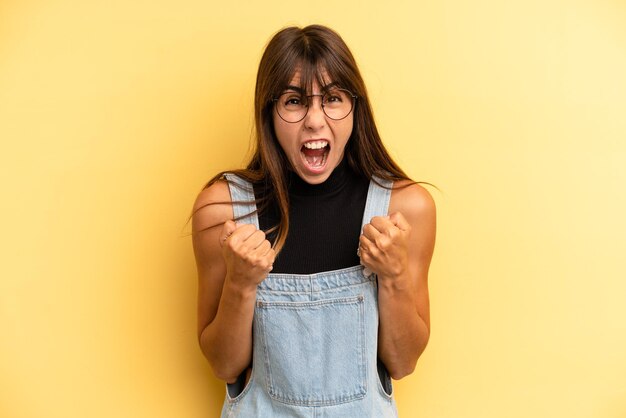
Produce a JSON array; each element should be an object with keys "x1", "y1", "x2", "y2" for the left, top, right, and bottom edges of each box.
[
  {"x1": 192, "y1": 179, "x2": 233, "y2": 234},
  {"x1": 390, "y1": 179, "x2": 436, "y2": 272},
  {"x1": 389, "y1": 179, "x2": 436, "y2": 223},
  {"x1": 191, "y1": 180, "x2": 234, "y2": 270}
]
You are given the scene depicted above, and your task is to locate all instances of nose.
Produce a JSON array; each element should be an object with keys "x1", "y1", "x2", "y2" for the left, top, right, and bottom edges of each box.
[{"x1": 303, "y1": 95, "x2": 326, "y2": 130}]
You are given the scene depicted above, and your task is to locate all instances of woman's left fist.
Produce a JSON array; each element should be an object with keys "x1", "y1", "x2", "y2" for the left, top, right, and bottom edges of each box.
[{"x1": 359, "y1": 212, "x2": 411, "y2": 280}]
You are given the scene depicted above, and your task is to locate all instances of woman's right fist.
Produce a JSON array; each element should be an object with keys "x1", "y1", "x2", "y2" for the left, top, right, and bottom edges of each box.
[{"x1": 219, "y1": 220, "x2": 275, "y2": 289}]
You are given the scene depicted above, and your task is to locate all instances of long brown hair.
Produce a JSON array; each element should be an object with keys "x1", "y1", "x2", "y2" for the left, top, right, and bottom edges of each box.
[{"x1": 193, "y1": 25, "x2": 413, "y2": 253}]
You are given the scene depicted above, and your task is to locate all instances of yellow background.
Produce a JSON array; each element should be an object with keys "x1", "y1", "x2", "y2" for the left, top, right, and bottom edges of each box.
[{"x1": 1, "y1": 0, "x2": 625, "y2": 417}]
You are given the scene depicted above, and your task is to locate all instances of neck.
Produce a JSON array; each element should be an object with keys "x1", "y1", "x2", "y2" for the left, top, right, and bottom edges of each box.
[{"x1": 287, "y1": 158, "x2": 350, "y2": 197}]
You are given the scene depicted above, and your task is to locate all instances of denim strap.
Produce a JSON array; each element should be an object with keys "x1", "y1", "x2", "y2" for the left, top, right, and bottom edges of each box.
[
  {"x1": 360, "y1": 175, "x2": 393, "y2": 231},
  {"x1": 224, "y1": 173, "x2": 259, "y2": 229}
]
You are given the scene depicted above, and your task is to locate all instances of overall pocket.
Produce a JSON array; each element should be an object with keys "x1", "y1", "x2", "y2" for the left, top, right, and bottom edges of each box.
[
  {"x1": 225, "y1": 366, "x2": 253, "y2": 403},
  {"x1": 256, "y1": 295, "x2": 367, "y2": 406}
]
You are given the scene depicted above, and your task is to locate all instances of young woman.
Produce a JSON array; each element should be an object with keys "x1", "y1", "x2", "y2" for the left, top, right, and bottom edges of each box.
[{"x1": 191, "y1": 24, "x2": 436, "y2": 417}]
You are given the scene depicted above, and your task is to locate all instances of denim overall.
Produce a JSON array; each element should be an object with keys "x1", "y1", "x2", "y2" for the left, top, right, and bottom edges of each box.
[{"x1": 221, "y1": 173, "x2": 399, "y2": 418}]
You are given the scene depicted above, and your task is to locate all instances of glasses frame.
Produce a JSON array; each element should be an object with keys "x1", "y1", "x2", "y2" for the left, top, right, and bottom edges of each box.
[{"x1": 272, "y1": 88, "x2": 358, "y2": 123}]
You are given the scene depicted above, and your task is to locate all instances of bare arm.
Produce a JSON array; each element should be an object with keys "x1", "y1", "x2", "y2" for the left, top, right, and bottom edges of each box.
[
  {"x1": 359, "y1": 181, "x2": 436, "y2": 380},
  {"x1": 192, "y1": 180, "x2": 275, "y2": 383}
]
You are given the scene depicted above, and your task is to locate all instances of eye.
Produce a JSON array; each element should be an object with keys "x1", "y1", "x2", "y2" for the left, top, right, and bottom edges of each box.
[
  {"x1": 324, "y1": 90, "x2": 347, "y2": 105},
  {"x1": 281, "y1": 92, "x2": 305, "y2": 107}
]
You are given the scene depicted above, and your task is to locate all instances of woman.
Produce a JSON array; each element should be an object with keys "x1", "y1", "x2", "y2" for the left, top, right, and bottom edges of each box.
[{"x1": 191, "y1": 24, "x2": 436, "y2": 417}]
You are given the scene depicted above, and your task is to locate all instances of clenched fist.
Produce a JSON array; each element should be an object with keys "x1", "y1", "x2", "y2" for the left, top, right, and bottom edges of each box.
[
  {"x1": 220, "y1": 220, "x2": 276, "y2": 291},
  {"x1": 359, "y1": 212, "x2": 411, "y2": 281}
]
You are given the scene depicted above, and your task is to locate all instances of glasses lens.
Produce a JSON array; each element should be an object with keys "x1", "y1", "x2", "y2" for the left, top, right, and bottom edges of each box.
[
  {"x1": 276, "y1": 92, "x2": 307, "y2": 123},
  {"x1": 274, "y1": 89, "x2": 355, "y2": 123},
  {"x1": 322, "y1": 89, "x2": 354, "y2": 120}
]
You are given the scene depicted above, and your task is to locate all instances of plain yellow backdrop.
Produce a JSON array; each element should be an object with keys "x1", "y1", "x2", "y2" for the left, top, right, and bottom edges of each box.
[{"x1": 1, "y1": 0, "x2": 625, "y2": 417}]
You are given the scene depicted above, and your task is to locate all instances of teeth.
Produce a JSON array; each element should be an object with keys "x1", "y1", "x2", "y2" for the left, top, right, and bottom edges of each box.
[{"x1": 303, "y1": 140, "x2": 328, "y2": 150}]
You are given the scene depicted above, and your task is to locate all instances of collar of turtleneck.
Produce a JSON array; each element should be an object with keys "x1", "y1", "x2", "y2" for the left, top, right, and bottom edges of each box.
[
  {"x1": 286, "y1": 157, "x2": 350, "y2": 197},
  {"x1": 256, "y1": 156, "x2": 370, "y2": 274}
]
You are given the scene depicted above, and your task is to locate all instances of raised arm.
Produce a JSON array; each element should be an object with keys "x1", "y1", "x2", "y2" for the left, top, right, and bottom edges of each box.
[
  {"x1": 192, "y1": 180, "x2": 275, "y2": 383},
  {"x1": 359, "y1": 180, "x2": 436, "y2": 379}
]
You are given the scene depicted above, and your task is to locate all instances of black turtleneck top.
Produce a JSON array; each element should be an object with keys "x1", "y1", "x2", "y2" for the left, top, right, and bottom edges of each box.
[{"x1": 254, "y1": 158, "x2": 370, "y2": 274}]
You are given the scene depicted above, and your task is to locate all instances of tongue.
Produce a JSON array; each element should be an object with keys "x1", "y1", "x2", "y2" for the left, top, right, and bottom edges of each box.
[{"x1": 302, "y1": 147, "x2": 326, "y2": 167}]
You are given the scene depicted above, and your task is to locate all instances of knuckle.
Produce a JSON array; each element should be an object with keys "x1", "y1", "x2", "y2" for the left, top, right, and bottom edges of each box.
[
  {"x1": 237, "y1": 243, "x2": 251, "y2": 255},
  {"x1": 249, "y1": 254, "x2": 262, "y2": 268},
  {"x1": 226, "y1": 239, "x2": 238, "y2": 251},
  {"x1": 241, "y1": 224, "x2": 254, "y2": 234},
  {"x1": 238, "y1": 250, "x2": 250, "y2": 262}
]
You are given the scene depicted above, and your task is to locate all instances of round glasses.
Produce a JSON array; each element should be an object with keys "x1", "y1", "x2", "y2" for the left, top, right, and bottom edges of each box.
[{"x1": 273, "y1": 88, "x2": 357, "y2": 123}]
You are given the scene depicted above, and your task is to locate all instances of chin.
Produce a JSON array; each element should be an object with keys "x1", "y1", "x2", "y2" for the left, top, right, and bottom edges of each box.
[{"x1": 294, "y1": 169, "x2": 329, "y2": 185}]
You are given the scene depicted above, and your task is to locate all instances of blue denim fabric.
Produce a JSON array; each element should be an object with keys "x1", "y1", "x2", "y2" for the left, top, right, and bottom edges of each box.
[{"x1": 220, "y1": 174, "x2": 398, "y2": 418}]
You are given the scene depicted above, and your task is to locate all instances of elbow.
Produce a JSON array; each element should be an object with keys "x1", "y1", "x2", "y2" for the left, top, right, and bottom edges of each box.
[
  {"x1": 212, "y1": 362, "x2": 252, "y2": 384},
  {"x1": 212, "y1": 367, "x2": 239, "y2": 384},
  {"x1": 198, "y1": 342, "x2": 239, "y2": 384},
  {"x1": 198, "y1": 332, "x2": 250, "y2": 384},
  {"x1": 389, "y1": 369, "x2": 413, "y2": 381},
  {"x1": 387, "y1": 338, "x2": 429, "y2": 380},
  {"x1": 387, "y1": 362, "x2": 416, "y2": 381},
  {"x1": 202, "y1": 352, "x2": 242, "y2": 384},
  {"x1": 201, "y1": 347, "x2": 247, "y2": 384}
]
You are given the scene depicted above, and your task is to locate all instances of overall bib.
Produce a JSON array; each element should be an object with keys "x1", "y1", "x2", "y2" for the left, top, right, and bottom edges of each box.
[{"x1": 221, "y1": 173, "x2": 399, "y2": 418}]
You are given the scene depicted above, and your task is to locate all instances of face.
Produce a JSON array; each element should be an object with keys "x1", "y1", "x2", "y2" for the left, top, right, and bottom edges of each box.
[{"x1": 272, "y1": 70, "x2": 354, "y2": 185}]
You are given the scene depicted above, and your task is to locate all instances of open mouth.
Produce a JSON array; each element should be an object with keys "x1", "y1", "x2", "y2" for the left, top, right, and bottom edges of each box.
[{"x1": 301, "y1": 140, "x2": 330, "y2": 170}]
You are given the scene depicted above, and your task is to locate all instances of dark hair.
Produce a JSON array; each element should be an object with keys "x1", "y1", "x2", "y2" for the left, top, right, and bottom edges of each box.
[{"x1": 193, "y1": 24, "x2": 413, "y2": 253}]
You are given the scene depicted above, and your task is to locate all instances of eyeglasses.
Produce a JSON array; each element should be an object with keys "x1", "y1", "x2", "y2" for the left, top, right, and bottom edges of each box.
[{"x1": 272, "y1": 88, "x2": 357, "y2": 123}]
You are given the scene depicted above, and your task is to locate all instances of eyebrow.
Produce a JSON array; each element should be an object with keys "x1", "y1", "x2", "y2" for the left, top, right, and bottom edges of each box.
[{"x1": 283, "y1": 82, "x2": 340, "y2": 94}]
